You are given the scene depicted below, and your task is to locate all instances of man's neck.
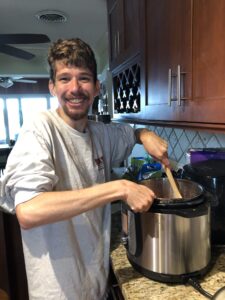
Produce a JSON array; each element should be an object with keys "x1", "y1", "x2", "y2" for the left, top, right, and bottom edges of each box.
[{"x1": 56, "y1": 108, "x2": 88, "y2": 132}]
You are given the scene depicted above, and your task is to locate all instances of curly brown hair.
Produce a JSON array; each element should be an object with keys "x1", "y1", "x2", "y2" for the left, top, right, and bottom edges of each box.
[{"x1": 47, "y1": 38, "x2": 97, "y2": 83}]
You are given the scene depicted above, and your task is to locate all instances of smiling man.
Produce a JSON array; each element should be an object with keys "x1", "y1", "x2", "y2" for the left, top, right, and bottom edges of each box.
[
  {"x1": 49, "y1": 62, "x2": 99, "y2": 129},
  {"x1": 1, "y1": 38, "x2": 169, "y2": 300}
]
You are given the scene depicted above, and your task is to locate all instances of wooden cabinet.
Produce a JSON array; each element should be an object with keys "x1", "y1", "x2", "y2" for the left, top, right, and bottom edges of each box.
[
  {"x1": 107, "y1": 0, "x2": 140, "y2": 70},
  {"x1": 0, "y1": 212, "x2": 10, "y2": 298},
  {"x1": 0, "y1": 212, "x2": 29, "y2": 300},
  {"x1": 143, "y1": 0, "x2": 192, "y2": 122},
  {"x1": 191, "y1": 0, "x2": 225, "y2": 125},
  {"x1": 143, "y1": 0, "x2": 225, "y2": 127},
  {"x1": 107, "y1": 0, "x2": 124, "y2": 68},
  {"x1": 107, "y1": 0, "x2": 142, "y2": 116},
  {"x1": 110, "y1": 0, "x2": 225, "y2": 131}
]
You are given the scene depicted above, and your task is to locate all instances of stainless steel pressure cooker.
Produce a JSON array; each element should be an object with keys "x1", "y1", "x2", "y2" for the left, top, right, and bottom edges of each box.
[{"x1": 121, "y1": 178, "x2": 212, "y2": 283}]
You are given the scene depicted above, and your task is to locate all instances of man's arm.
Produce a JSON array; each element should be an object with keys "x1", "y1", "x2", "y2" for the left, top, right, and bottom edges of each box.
[
  {"x1": 16, "y1": 179, "x2": 155, "y2": 229},
  {"x1": 135, "y1": 128, "x2": 169, "y2": 167},
  {"x1": 15, "y1": 127, "x2": 168, "y2": 230}
]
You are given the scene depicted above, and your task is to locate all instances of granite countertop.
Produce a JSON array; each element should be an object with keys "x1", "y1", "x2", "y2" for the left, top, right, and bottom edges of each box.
[{"x1": 110, "y1": 210, "x2": 225, "y2": 300}]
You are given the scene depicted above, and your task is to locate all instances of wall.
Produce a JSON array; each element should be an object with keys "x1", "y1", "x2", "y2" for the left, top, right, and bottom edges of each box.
[{"x1": 129, "y1": 124, "x2": 225, "y2": 167}]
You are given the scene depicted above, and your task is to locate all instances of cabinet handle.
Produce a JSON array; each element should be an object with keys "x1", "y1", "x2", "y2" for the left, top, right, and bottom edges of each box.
[
  {"x1": 114, "y1": 35, "x2": 117, "y2": 57},
  {"x1": 168, "y1": 68, "x2": 172, "y2": 106},
  {"x1": 117, "y1": 31, "x2": 120, "y2": 55},
  {"x1": 177, "y1": 65, "x2": 181, "y2": 106}
]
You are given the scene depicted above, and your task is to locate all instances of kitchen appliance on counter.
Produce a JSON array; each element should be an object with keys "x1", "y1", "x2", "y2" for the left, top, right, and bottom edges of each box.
[
  {"x1": 182, "y1": 159, "x2": 225, "y2": 245},
  {"x1": 121, "y1": 178, "x2": 211, "y2": 283},
  {"x1": 187, "y1": 148, "x2": 225, "y2": 164}
]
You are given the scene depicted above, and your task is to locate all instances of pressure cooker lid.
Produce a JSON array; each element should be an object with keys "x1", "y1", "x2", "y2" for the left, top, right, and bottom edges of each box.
[
  {"x1": 140, "y1": 178, "x2": 204, "y2": 207},
  {"x1": 183, "y1": 159, "x2": 225, "y2": 178}
]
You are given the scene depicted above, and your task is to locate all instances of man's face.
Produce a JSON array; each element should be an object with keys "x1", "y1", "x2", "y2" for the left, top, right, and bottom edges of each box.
[{"x1": 49, "y1": 61, "x2": 99, "y2": 126}]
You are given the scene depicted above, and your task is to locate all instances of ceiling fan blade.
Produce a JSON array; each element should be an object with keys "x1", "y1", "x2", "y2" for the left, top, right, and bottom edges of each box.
[
  {"x1": 0, "y1": 34, "x2": 50, "y2": 44},
  {"x1": 0, "y1": 44, "x2": 35, "y2": 60},
  {"x1": 11, "y1": 76, "x2": 23, "y2": 80},
  {"x1": 14, "y1": 79, "x2": 37, "y2": 83}
]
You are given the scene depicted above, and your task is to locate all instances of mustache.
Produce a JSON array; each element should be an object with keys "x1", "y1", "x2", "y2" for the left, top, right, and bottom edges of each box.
[{"x1": 67, "y1": 91, "x2": 88, "y2": 100}]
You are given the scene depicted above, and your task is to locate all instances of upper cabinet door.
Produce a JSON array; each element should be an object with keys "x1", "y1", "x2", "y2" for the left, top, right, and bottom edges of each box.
[
  {"x1": 107, "y1": 0, "x2": 140, "y2": 71},
  {"x1": 143, "y1": 0, "x2": 192, "y2": 121},
  {"x1": 107, "y1": 0, "x2": 124, "y2": 68},
  {"x1": 123, "y1": 0, "x2": 140, "y2": 61},
  {"x1": 191, "y1": 0, "x2": 225, "y2": 124}
]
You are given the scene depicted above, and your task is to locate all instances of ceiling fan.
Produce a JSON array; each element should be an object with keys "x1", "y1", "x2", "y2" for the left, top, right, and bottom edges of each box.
[
  {"x1": 0, "y1": 76, "x2": 37, "y2": 88},
  {"x1": 0, "y1": 34, "x2": 50, "y2": 60}
]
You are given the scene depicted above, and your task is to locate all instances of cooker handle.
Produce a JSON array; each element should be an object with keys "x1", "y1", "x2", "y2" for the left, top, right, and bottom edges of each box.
[
  {"x1": 165, "y1": 202, "x2": 209, "y2": 218},
  {"x1": 127, "y1": 211, "x2": 143, "y2": 257},
  {"x1": 121, "y1": 203, "x2": 143, "y2": 257}
]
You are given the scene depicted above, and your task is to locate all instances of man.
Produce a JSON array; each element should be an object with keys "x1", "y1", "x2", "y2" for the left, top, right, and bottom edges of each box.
[{"x1": 0, "y1": 38, "x2": 169, "y2": 299}]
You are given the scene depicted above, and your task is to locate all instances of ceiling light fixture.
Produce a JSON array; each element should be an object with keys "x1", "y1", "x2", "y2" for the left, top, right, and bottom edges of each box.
[
  {"x1": 35, "y1": 10, "x2": 68, "y2": 23},
  {"x1": 0, "y1": 78, "x2": 13, "y2": 88}
]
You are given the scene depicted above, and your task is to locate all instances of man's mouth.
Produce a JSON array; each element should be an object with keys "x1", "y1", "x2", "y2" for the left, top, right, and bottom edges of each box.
[
  {"x1": 66, "y1": 93, "x2": 88, "y2": 104},
  {"x1": 68, "y1": 98, "x2": 84, "y2": 104}
]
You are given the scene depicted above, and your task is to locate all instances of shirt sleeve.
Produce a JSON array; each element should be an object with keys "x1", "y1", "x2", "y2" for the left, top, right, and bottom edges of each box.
[{"x1": 2, "y1": 118, "x2": 58, "y2": 210}]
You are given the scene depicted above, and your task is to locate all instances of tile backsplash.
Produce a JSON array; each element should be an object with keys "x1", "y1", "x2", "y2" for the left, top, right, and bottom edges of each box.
[{"x1": 129, "y1": 124, "x2": 225, "y2": 167}]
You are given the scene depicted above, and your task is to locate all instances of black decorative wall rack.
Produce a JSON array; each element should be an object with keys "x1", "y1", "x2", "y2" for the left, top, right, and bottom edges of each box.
[{"x1": 113, "y1": 63, "x2": 140, "y2": 114}]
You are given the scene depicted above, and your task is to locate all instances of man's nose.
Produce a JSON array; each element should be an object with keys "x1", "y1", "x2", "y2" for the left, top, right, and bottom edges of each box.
[{"x1": 70, "y1": 78, "x2": 81, "y2": 91}]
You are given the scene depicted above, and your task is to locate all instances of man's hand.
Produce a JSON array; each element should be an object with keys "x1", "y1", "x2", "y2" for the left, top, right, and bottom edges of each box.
[
  {"x1": 135, "y1": 128, "x2": 170, "y2": 167},
  {"x1": 122, "y1": 180, "x2": 155, "y2": 213}
]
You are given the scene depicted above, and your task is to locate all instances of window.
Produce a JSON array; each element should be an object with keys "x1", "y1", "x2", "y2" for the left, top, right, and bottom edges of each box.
[
  {"x1": 0, "y1": 98, "x2": 6, "y2": 143},
  {"x1": 0, "y1": 94, "x2": 58, "y2": 144},
  {"x1": 21, "y1": 97, "x2": 48, "y2": 125},
  {"x1": 6, "y1": 98, "x2": 20, "y2": 141}
]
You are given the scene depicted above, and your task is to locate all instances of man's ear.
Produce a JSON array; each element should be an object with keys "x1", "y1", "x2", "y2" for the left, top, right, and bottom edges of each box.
[
  {"x1": 49, "y1": 80, "x2": 55, "y2": 96},
  {"x1": 94, "y1": 80, "x2": 100, "y2": 97}
]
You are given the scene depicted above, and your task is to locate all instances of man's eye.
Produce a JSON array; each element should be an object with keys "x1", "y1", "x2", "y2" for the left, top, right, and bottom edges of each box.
[
  {"x1": 59, "y1": 77, "x2": 69, "y2": 82},
  {"x1": 80, "y1": 76, "x2": 91, "y2": 82}
]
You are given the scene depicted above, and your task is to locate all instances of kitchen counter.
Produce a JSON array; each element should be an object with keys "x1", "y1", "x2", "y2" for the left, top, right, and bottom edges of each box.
[{"x1": 110, "y1": 210, "x2": 225, "y2": 300}]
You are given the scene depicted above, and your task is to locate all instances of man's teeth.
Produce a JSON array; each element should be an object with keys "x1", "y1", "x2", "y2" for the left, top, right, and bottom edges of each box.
[{"x1": 69, "y1": 99, "x2": 82, "y2": 103}]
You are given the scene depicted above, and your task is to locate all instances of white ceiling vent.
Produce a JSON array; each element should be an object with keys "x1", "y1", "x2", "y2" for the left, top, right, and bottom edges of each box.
[{"x1": 35, "y1": 10, "x2": 68, "y2": 23}]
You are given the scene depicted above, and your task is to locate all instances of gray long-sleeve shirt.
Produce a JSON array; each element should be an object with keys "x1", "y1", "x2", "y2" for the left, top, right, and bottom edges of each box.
[{"x1": 0, "y1": 110, "x2": 136, "y2": 300}]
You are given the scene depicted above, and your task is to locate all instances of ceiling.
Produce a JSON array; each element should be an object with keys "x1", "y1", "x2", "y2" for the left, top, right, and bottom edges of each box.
[{"x1": 0, "y1": 0, "x2": 108, "y2": 78}]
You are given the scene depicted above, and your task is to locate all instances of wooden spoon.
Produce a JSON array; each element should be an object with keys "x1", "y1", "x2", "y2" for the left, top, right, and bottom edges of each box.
[{"x1": 164, "y1": 166, "x2": 182, "y2": 199}]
